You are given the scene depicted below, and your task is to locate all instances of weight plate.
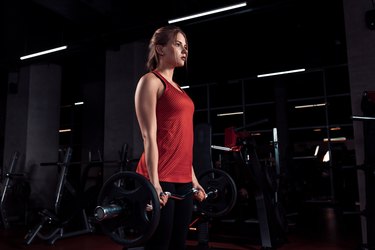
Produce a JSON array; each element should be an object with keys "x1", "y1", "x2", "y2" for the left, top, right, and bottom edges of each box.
[
  {"x1": 196, "y1": 169, "x2": 237, "y2": 217},
  {"x1": 96, "y1": 171, "x2": 160, "y2": 247}
]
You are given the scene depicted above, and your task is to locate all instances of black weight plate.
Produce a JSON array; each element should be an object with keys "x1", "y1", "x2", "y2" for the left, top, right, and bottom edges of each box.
[
  {"x1": 96, "y1": 171, "x2": 160, "y2": 247},
  {"x1": 196, "y1": 169, "x2": 237, "y2": 217}
]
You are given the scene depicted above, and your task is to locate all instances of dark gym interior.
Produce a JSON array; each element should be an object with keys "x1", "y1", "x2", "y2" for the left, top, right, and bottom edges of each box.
[{"x1": 1, "y1": 0, "x2": 375, "y2": 249}]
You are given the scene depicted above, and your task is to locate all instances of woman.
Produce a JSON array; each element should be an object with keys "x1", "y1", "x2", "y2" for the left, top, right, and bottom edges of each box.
[{"x1": 134, "y1": 25, "x2": 206, "y2": 250}]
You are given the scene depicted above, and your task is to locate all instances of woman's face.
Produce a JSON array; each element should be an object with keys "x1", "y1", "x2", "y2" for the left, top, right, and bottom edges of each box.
[{"x1": 163, "y1": 32, "x2": 188, "y2": 68}]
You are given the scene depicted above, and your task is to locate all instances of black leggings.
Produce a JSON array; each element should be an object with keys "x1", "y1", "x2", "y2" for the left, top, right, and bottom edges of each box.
[{"x1": 144, "y1": 182, "x2": 193, "y2": 250}]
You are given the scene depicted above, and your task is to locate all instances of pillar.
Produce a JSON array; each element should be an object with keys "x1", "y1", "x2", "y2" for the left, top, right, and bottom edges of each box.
[
  {"x1": 343, "y1": 0, "x2": 375, "y2": 247},
  {"x1": 103, "y1": 41, "x2": 147, "y2": 180},
  {"x1": 3, "y1": 64, "x2": 61, "y2": 209}
]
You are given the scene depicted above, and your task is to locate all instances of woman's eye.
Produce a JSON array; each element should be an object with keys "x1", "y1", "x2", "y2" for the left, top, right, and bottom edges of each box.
[{"x1": 175, "y1": 42, "x2": 187, "y2": 51}]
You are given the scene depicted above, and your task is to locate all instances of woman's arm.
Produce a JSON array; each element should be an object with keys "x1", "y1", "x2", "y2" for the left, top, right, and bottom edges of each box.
[
  {"x1": 192, "y1": 166, "x2": 206, "y2": 201},
  {"x1": 134, "y1": 73, "x2": 167, "y2": 205}
]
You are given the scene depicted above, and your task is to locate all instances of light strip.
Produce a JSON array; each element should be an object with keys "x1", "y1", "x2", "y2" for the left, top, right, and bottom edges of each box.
[
  {"x1": 323, "y1": 137, "x2": 347, "y2": 142},
  {"x1": 352, "y1": 115, "x2": 375, "y2": 120},
  {"x1": 59, "y1": 129, "x2": 72, "y2": 133},
  {"x1": 323, "y1": 150, "x2": 330, "y2": 162},
  {"x1": 168, "y1": 2, "x2": 247, "y2": 24},
  {"x1": 295, "y1": 103, "x2": 326, "y2": 109},
  {"x1": 330, "y1": 127, "x2": 341, "y2": 131},
  {"x1": 314, "y1": 145, "x2": 320, "y2": 157},
  {"x1": 217, "y1": 111, "x2": 243, "y2": 117},
  {"x1": 181, "y1": 86, "x2": 190, "y2": 89},
  {"x1": 74, "y1": 101, "x2": 84, "y2": 106},
  {"x1": 257, "y1": 68, "x2": 305, "y2": 78},
  {"x1": 20, "y1": 45, "x2": 68, "y2": 60},
  {"x1": 211, "y1": 145, "x2": 232, "y2": 151}
]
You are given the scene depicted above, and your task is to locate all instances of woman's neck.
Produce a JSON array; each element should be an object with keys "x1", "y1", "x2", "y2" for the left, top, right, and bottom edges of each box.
[{"x1": 155, "y1": 68, "x2": 174, "y2": 83}]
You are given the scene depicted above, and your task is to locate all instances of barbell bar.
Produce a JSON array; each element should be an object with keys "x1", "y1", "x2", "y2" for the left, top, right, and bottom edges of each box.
[{"x1": 94, "y1": 187, "x2": 220, "y2": 221}]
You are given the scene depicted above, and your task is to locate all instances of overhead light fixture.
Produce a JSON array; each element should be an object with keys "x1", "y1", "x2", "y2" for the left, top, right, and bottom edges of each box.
[
  {"x1": 294, "y1": 103, "x2": 326, "y2": 109},
  {"x1": 330, "y1": 127, "x2": 341, "y2": 131},
  {"x1": 293, "y1": 145, "x2": 320, "y2": 160},
  {"x1": 257, "y1": 68, "x2": 305, "y2": 78},
  {"x1": 59, "y1": 128, "x2": 72, "y2": 133},
  {"x1": 217, "y1": 111, "x2": 243, "y2": 117},
  {"x1": 74, "y1": 101, "x2": 84, "y2": 106},
  {"x1": 181, "y1": 86, "x2": 190, "y2": 89},
  {"x1": 323, "y1": 137, "x2": 346, "y2": 142},
  {"x1": 322, "y1": 150, "x2": 330, "y2": 162},
  {"x1": 314, "y1": 145, "x2": 320, "y2": 157},
  {"x1": 20, "y1": 45, "x2": 68, "y2": 60},
  {"x1": 211, "y1": 145, "x2": 232, "y2": 151},
  {"x1": 352, "y1": 115, "x2": 375, "y2": 120},
  {"x1": 168, "y1": 2, "x2": 247, "y2": 24}
]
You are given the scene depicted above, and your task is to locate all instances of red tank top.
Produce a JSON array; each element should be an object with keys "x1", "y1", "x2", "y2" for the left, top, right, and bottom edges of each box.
[{"x1": 136, "y1": 71, "x2": 195, "y2": 183}]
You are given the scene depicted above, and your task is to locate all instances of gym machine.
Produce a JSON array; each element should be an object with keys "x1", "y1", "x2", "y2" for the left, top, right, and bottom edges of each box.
[
  {"x1": 79, "y1": 144, "x2": 133, "y2": 215},
  {"x1": 24, "y1": 147, "x2": 95, "y2": 245},
  {"x1": 352, "y1": 90, "x2": 375, "y2": 250},
  {"x1": 212, "y1": 123, "x2": 288, "y2": 250},
  {"x1": 1, "y1": 151, "x2": 30, "y2": 229},
  {"x1": 23, "y1": 143, "x2": 134, "y2": 245}
]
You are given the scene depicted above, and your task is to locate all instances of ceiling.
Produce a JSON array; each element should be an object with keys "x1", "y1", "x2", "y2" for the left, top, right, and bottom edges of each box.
[{"x1": 0, "y1": 0, "x2": 347, "y2": 82}]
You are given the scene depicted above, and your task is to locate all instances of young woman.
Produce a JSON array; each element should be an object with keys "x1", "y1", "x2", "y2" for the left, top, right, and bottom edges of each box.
[{"x1": 134, "y1": 25, "x2": 206, "y2": 250}]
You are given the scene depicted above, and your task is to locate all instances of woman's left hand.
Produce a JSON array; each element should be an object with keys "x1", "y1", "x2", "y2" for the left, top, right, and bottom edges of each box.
[{"x1": 193, "y1": 183, "x2": 206, "y2": 202}]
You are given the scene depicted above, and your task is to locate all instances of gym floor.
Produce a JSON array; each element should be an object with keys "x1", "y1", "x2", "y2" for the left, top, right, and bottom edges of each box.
[{"x1": 0, "y1": 202, "x2": 362, "y2": 250}]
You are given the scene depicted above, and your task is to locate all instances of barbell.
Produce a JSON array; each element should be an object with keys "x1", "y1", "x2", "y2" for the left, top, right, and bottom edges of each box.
[{"x1": 94, "y1": 168, "x2": 237, "y2": 247}]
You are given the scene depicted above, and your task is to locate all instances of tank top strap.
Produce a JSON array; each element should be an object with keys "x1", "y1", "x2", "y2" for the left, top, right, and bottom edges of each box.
[{"x1": 152, "y1": 70, "x2": 168, "y2": 89}]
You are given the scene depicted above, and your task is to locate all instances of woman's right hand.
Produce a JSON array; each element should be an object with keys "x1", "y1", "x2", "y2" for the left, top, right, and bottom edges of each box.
[{"x1": 154, "y1": 184, "x2": 168, "y2": 207}]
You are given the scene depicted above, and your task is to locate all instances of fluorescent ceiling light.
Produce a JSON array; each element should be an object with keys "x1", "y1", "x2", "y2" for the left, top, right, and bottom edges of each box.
[
  {"x1": 211, "y1": 145, "x2": 232, "y2": 151},
  {"x1": 257, "y1": 68, "x2": 305, "y2": 78},
  {"x1": 314, "y1": 145, "x2": 319, "y2": 157},
  {"x1": 217, "y1": 111, "x2": 243, "y2": 117},
  {"x1": 295, "y1": 103, "x2": 326, "y2": 109},
  {"x1": 59, "y1": 128, "x2": 72, "y2": 133},
  {"x1": 20, "y1": 45, "x2": 68, "y2": 60},
  {"x1": 323, "y1": 150, "x2": 330, "y2": 162},
  {"x1": 293, "y1": 145, "x2": 319, "y2": 160},
  {"x1": 181, "y1": 86, "x2": 190, "y2": 89},
  {"x1": 74, "y1": 101, "x2": 84, "y2": 106},
  {"x1": 323, "y1": 137, "x2": 346, "y2": 142},
  {"x1": 330, "y1": 127, "x2": 341, "y2": 131},
  {"x1": 168, "y1": 2, "x2": 247, "y2": 24},
  {"x1": 352, "y1": 115, "x2": 375, "y2": 120}
]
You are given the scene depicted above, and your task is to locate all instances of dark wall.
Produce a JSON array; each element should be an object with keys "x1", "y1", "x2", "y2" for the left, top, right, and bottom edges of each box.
[{"x1": 0, "y1": 70, "x2": 7, "y2": 173}]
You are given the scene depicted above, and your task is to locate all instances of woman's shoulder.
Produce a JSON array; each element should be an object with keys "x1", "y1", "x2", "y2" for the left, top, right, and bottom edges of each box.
[
  {"x1": 140, "y1": 71, "x2": 159, "y2": 82},
  {"x1": 137, "y1": 71, "x2": 164, "y2": 90}
]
